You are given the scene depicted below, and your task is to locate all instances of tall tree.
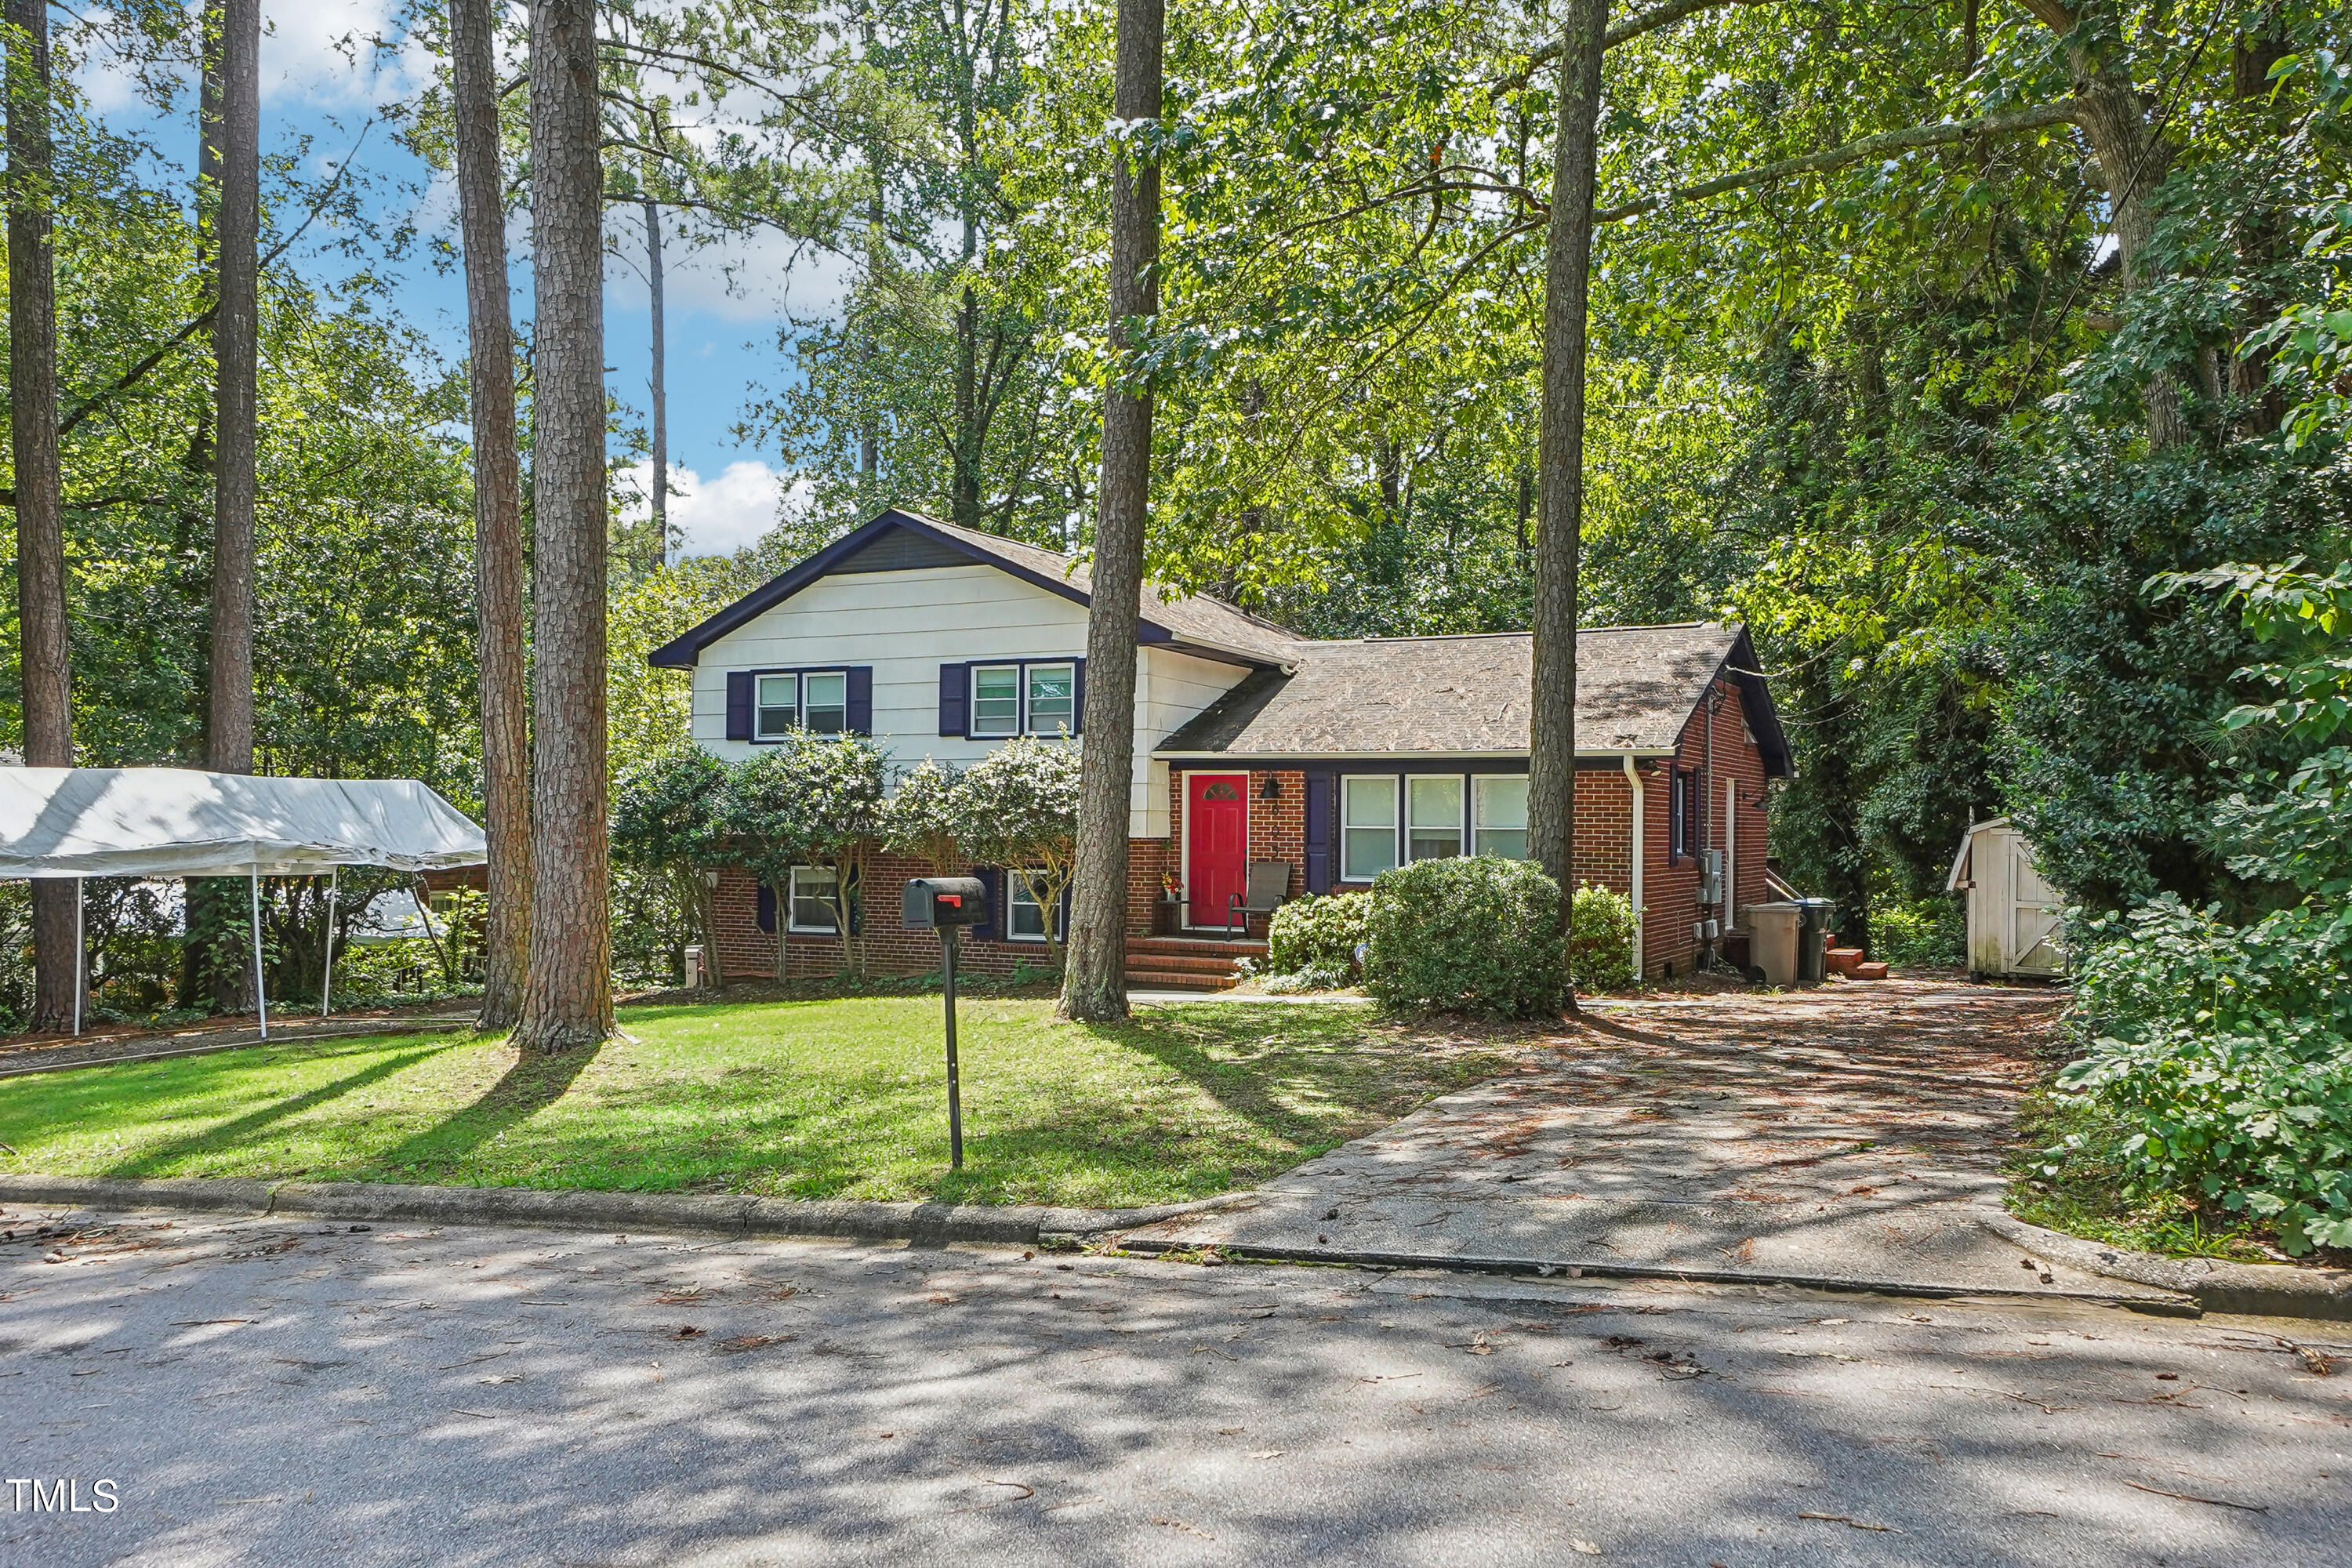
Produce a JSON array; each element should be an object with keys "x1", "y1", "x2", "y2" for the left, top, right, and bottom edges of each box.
[
  {"x1": 206, "y1": 0, "x2": 258, "y2": 777},
  {"x1": 8, "y1": 0, "x2": 76, "y2": 1029},
  {"x1": 451, "y1": 0, "x2": 532, "y2": 1030},
  {"x1": 644, "y1": 187, "x2": 667, "y2": 568},
  {"x1": 1058, "y1": 0, "x2": 1162, "y2": 1022},
  {"x1": 515, "y1": 0, "x2": 616, "y2": 1051},
  {"x1": 1526, "y1": 0, "x2": 1606, "y2": 988}
]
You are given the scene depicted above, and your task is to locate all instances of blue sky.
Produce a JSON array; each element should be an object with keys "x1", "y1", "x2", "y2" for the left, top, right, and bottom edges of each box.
[{"x1": 73, "y1": 1, "x2": 846, "y2": 556}]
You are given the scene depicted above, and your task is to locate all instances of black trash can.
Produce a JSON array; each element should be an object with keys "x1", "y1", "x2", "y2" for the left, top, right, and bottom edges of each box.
[{"x1": 1794, "y1": 898, "x2": 1838, "y2": 985}]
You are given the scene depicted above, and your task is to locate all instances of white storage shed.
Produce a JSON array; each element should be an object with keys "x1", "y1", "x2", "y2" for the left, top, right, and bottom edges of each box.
[{"x1": 1944, "y1": 818, "x2": 2065, "y2": 979}]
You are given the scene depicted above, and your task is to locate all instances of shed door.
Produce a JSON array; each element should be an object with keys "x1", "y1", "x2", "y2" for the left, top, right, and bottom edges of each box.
[{"x1": 2006, "y1": 837, "x2": 2065, "y2": 975}]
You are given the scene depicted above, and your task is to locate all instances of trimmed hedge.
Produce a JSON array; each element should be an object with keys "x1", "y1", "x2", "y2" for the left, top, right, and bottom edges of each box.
[
  {"x1": 1266, "y1": 891, "x2": 1370, "y2": 987},
  {"x1": 1363, "y1": 856, "x2": 1566, "y2": 1019}
]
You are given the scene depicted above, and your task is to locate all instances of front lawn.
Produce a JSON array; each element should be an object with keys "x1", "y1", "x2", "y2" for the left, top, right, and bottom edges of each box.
[{"x1": 0, "y1": 998, "x2": 1523, "y2": 1208}]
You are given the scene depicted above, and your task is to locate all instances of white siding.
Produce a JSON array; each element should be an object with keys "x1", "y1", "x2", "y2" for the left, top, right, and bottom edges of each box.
[{"x1": 689, "y1": 564, "x2": 1250, "y2": 838}]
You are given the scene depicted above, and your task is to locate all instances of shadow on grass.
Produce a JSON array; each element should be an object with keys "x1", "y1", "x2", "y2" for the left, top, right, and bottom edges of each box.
[
  {"x1": 366, "y1": 1042, "x2": 604, "y2": 1181},
  {"x1": 110, "y1": 1047, "x2": 448, "y2": 1178}
]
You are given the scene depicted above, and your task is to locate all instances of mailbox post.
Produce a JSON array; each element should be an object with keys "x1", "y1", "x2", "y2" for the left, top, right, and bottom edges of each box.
[{"x1": 902, "y1": 877, "x2": 992, "y2": 1170}]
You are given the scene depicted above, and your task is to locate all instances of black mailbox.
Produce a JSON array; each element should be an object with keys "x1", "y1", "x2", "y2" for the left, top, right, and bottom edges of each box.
[{"x1": 902, "y1": 876, "x2": 990, "y2": 931}]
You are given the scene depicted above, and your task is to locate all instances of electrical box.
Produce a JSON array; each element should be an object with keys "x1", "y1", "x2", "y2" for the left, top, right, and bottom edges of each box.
[
  {"x1": 902, "y1": 876, "x2": 991, "y2": 931},
  {"x1": 1698, "y1": 849, "x2": 1723, "y2": 906}
]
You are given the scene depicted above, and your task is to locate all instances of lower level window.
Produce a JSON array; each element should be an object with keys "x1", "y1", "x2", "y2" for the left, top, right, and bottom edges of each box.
[
  {"x1": 788, "y1": 866, "x2": 839, "y2": 933},
  {"x1": 1406, "y1": 775, "x2": 1464, "y2": 862},
  {"x1": 1341, "y1": 775, "x2": 1399, "y2": 881},
  {"x1": 1007, "y1": 873, "x2": 1061, "y2": 942},
  {"x1": 1473, "y1": 775, "x2": 1530, "y2": 859}
]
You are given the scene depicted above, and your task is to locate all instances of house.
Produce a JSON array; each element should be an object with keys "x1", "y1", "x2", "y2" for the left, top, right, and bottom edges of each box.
[{"x1": 649, "y1": 506, "x2": 1793, "y2": 987}]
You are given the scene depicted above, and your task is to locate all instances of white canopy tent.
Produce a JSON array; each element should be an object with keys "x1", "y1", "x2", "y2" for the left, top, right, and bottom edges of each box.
[{"x1": 0, "y1": 768, "x2": 488, "y2": 1037}]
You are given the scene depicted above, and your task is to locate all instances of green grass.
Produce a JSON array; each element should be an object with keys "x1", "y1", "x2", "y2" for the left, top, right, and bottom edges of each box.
[
  {"x1": 2004, "y1": 1091, "x2": 2278, "y2": 1264},
  {"x1": 0, "y1": 997, "x2": 1522, "y2": 1208}
]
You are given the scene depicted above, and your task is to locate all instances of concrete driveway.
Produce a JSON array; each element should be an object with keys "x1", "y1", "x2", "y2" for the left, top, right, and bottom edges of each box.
[
  {"x1": 1125, "y1": 981, "x2": 2129, "y2": 1298},
  {"x1": 5, "y1": 1207, "x2": 2347, "y2": 1566}
]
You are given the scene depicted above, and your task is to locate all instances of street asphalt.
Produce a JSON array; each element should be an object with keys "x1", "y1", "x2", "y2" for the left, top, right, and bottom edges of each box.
[{"x1": 5, "y1": 1207, "x2": 2347, "y2": 1566}]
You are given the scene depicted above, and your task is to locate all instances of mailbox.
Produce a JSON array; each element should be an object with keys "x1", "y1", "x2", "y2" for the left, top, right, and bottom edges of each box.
[{"x1": 902, "y1": 876, "x2": 991, "y2": 931}]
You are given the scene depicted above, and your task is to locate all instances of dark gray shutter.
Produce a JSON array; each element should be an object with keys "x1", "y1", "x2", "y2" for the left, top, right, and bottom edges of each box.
[
  {"x1": 726, "y1": 672, "x2": 754, "y2": 742},
  {"x1": 756, "y1": 881, "x2": 778, "y2": 934},
  {"x1": 938, "y1": 663, "x2": 967, "y2": 736},
  {"x1": 846, "y1": 666, "x2": 873, "y2": 735},
  {"x1": 1305, "y1": 773, "x2": 1333, "y2": 893},
  {"x1": 972, "y1": 866, "x2": 1000, "y2": 940},
  {"x1": 1070, "y1": 657, "x2": 1086, "y2": 736}
]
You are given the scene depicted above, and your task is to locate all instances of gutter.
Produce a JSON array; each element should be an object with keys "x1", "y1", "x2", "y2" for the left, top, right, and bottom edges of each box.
[{"x1": 1623, "y1": 754, "x2": 1646, "y2": 978}]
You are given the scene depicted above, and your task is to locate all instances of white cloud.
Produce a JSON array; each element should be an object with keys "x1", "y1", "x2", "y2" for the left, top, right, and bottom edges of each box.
[
  {"x1": 620, "y1": 458, "x2": 805, "y2": 557},
  {"x1": 604, "y1": 206, "x2": 856, "y2": 325}
]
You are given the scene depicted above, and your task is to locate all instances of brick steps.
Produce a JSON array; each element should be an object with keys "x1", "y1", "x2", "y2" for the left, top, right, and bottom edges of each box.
[{"x1": 1125, "y1": 936, "x2": 1266, "y2": 993}]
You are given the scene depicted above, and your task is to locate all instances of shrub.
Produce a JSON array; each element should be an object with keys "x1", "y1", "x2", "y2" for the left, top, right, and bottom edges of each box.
[
  {"x1": 1363, "y1": 857, "x2": 1565, "y2": 1019},
  {"x1": 1567, "y1": 883, "x2": 1639, "y2": 992},
  {"x1": 2057, "y1": 891, "x2": 2352, "y2": 1254},
  {"x1": 1871, "y1": 898, "x2": 1965, "y2": 967},
  {"x1": 1266, "y1": 891, "x2": 1370, "y2": 982}
]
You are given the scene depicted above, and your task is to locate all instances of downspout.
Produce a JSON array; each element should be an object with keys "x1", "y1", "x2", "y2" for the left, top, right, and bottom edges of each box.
[{"x1": 1621, "y1": 754, "x2": 1645, "y2": 979}]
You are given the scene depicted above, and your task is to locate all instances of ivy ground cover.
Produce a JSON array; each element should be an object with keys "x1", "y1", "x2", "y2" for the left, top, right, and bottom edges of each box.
[{"x1": 0, "y1": 1000, "x2": 1518, "y2": 1209}]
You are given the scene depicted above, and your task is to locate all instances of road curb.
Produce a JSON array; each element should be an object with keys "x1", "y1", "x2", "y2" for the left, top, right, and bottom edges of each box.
[
  {"x1": 1979, "y1": 1210, "x2": 2352, "y2": 1323},
  {"x1": 0, "y1": 1173, "x2": 1248, "y2": 1248},
  {"x1": 1103, "y1": 1233, "x2": 2205, "y2": 1316}
]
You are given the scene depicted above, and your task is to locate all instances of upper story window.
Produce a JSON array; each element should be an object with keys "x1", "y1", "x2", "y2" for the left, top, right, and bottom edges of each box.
[
  {"x1": 756, "y1": 670, "x2": 851, "y2": 739},
  {"x1": 1406, "y1": 776, "x2": 1463, "y2": 862},
  {"x1": 1472, "y1": 775, "x2": 1530, "y2": 860},
  {"x1": 802, "y1": 671, "x2": 849, "y2": 734},
  {"x1": 757, "y1": 673, "x2": 800, "y2": 739},
  {"x1": 1341, "y1": 775, "x2": 1399, "y2": 882},
  {"x1": 969, "y1": 661, "x2": 1076, "y2": 738},
  {"x1": 971, "y1": 665, "x2": 1022, "y2": 736},
  {"x1": 1026, "y1": 663, "x2": 1076, "y2": 734}
]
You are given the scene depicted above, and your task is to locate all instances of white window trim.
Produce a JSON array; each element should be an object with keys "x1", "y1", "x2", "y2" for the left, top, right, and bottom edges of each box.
[
  {"x1": 785, "y1": 864, "x2": 840, "y2": 935},
  {"x1": 1471, "y1": 774, "x2": 1531, "y2": 859},
  {"x1": 1405, "y1": 775, "x2": 1467, "y2": 863},
  {"x1": 968, "y1": 663, "x2": 1024, "y2": 738},
  {"x1": 1023, "y1": 661, "x2": 1077, "y2": 736},
  {"x1": 1004, "y1": 870, "x2": 1064, "y2": 943},
  {"x1": 1180, "y1": 771, "x2": 1251, "y2": 930},
  {"x1": 1339, "y1": 774, "x2": 1401, "y2": 884},
  {"x1": 751, "y1": 668, "x2": 851, "y2": 743}
]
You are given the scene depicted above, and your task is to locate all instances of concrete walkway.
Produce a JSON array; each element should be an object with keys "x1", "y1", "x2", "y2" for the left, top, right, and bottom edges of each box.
[{"x1": 1122, "y1": 982, "x2": 2156, "y2": 1299}]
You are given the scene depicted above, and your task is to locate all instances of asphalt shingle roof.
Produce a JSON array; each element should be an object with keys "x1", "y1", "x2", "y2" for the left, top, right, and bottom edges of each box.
[{"x1": 1155, "y1": 624, "x2": 1763, "y2": 759}]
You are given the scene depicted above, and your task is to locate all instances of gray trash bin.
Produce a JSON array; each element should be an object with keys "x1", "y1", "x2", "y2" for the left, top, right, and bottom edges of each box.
[{"x1": 1794, "y1": 898, "x2": 1838, "y2": 985}]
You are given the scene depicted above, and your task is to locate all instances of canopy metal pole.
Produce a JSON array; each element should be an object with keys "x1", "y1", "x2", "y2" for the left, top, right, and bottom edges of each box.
[
  {"x1": 321, "y1": 868, "x2": 338, "y2": 1017},
  {"x1": 249, "y1": 867, "x2": 269, "y2": 1040},
  {"x1": 73, "y1": 877, "x2": 84, "y2": 1037}
]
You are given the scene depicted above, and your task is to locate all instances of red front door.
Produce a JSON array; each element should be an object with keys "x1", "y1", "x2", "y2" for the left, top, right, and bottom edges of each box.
[{"x1": 1186, "y1": 774, "x2": 1249, "y2": 928}]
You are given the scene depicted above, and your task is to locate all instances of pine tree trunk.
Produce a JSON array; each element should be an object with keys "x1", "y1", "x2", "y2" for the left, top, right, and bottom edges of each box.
[
  {"x1": 207, "y1": 0, "x2": 258, "y2": 779},
  {"x1": 8, "y1": 0, "x2": 78, "y2": 1031},
  {"x1": 644, "y1": 194, "x2": 667, "y2": 570},
  {"x1": 1527, "y1": 0, "x2": 1606, "y2": 1001},
  {"x1": 1058, "y1": 0, "x2": 1162, "y2": 1023},
  {"x1": 205, "y1": 0, "x2": 260, "y2": 1015},
  {"x1": 452, "y1": 0, "x2": 532, "y2": 1031},
  {"x1": 514, "y1": 0, "x2": 615, "y2": 1052}
]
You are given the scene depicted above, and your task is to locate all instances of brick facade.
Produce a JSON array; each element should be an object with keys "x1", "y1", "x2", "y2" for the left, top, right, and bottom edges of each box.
[{"x1": 708, "y1": 680, "x2": 1775, "y2": 983}]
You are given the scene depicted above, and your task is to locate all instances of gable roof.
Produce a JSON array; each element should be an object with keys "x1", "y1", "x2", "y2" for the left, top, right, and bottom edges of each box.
[
  {"x1": 648, "y1": 508, "x2": 1303, "y2": 670},
  {"x1": 1154, "y1": 623, "x2": 1792, "y2": 774}
]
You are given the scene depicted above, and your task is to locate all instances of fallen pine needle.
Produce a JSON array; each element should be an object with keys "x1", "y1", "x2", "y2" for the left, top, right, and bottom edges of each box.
[
  {"x1": 1798, "y1": 1512, "x2": 1900, "y2": 1533},
  {"x1": 2124, "y1": 1480, "x2": 2267, "y2": 1512}
]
